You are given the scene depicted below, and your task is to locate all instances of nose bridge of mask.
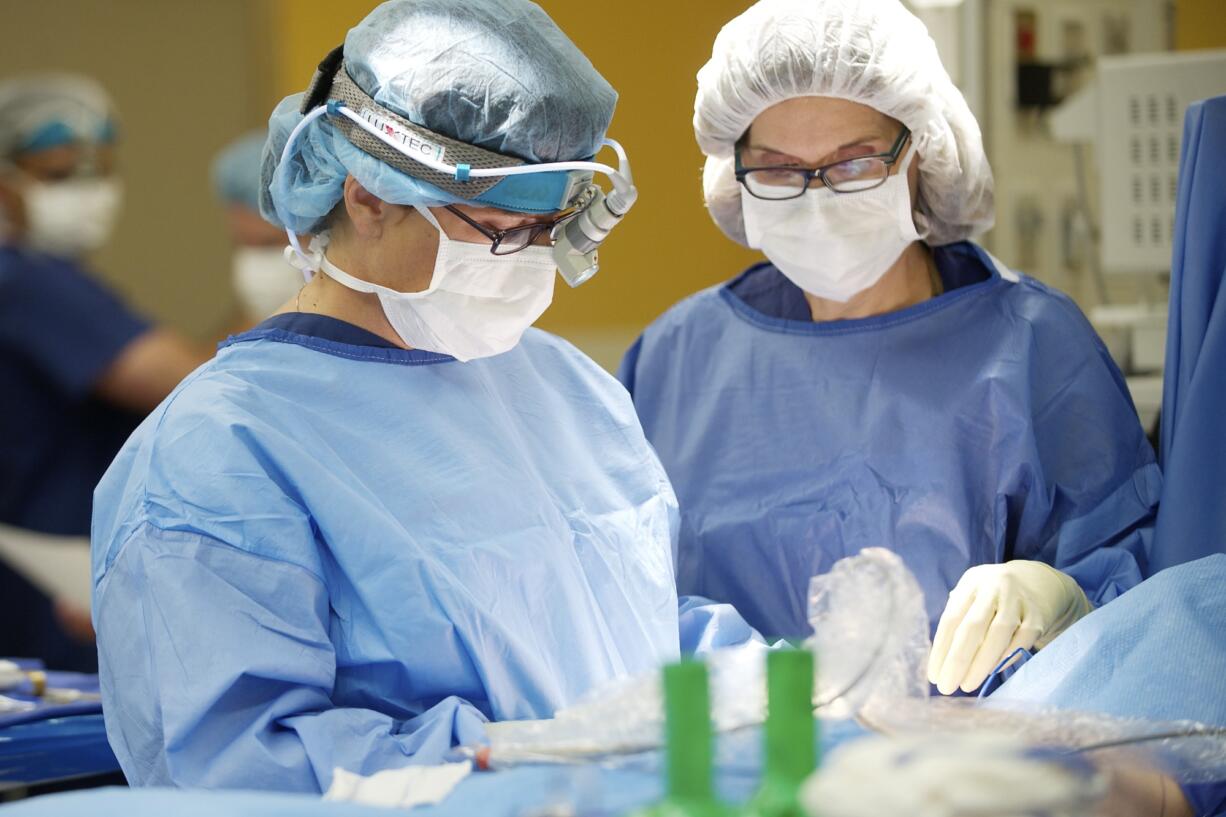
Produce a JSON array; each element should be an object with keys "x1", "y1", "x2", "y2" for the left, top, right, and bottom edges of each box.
[
  {"x1": 812, "y1": 144, "x2": 917, "y2": 223},
  {"x1": 314, "y1": 207, "x2": 557, "y2": 305},
  {"x1": 746, "y1": 144, "x2": 918, "y2": 244},
  {"x1": 412, "y1": 204, "x2": 558, "y2": 299}
]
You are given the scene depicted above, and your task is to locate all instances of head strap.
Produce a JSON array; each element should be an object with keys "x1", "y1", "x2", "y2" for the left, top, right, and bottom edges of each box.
[{"x1": 301, "y1": 49, "x2": 528, "y2": 200}]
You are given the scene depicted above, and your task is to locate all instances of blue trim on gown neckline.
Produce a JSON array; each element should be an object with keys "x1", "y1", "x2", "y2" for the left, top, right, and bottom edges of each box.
[
  {"x1": 219, "y1": 312, "x2": 455, "y2": 366},
  {"x1": 721, "y1": 241, "x2": 1005, "y2": 336}
]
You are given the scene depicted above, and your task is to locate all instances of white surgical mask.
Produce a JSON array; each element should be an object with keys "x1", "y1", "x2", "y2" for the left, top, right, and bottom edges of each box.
[
  {"x1": 232, "y1": 246, "x2": 304, "y2": 318},
  {"x1": 23, "y1": 177, "x2": 123, "y2": 257},
  {"x1": 294, "y1": 206, "x2": 557, "y2": 362},
  {"x1": 741, "y1": 146, "x2": 921, "y2": 303}
]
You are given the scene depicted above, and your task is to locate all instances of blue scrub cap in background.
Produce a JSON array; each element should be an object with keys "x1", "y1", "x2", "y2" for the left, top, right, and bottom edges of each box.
[
  {"x1": 211, "y1": 131, "x2": 267, "y2": 212},
  {"x1": 259, "y1": 0, "x2": 617, "y2": 233},
  {"x1": 0, "y1": 74, "x2": 116, "y2": 160}
]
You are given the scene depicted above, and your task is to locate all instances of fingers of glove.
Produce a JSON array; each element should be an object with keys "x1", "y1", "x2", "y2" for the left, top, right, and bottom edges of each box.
[
  {"x1": 958, "y1": 594, "x2": 1024, "y2": 693},
  {"x1": 1001, "y1": 619, "x2": 1043, "y2": 661},
  {"x1": 936, "y1": 589, "x2": 1000, "y2": 695},
  {"x1": 928, "y1": 584, "x2": 978, "y2": 685}
]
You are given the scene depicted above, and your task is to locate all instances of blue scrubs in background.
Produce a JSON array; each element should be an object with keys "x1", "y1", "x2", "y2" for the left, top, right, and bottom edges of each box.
[
  {"x1": 621, "y1": 242, "x2": 1160, "y2": 640},
  {"x1": 0, "y1": 245, "x2": 149, "y2": 670},
  {"x1": 92, "y1": 314, "x2": 682, "y2": 792}
]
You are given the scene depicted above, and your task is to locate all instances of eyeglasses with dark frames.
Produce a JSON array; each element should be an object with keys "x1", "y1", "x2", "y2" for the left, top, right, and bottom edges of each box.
[
  {"x1": 443, "y1": 206, "x2": 577, "y2": 255},
  {"x1": 734, "y1": 126, "x2": 912, "y2": 200}
]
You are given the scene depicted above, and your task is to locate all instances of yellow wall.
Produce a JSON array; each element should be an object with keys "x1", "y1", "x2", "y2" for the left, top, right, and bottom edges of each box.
[
  {"x1": 1175, "y1": 0, "x2": 1226, "y2": 50},
  {"x1": 266, "y1": 0, "x2": 762, "y2": 358}
]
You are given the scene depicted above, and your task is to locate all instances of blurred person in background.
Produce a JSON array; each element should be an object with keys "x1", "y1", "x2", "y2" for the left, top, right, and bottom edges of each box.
[
  {"x1": 0, "y1": 74, "x2": 210, "y2": 671},
  {"x1": 212, "y1": 130, "x2": 304, "y2": 327}
]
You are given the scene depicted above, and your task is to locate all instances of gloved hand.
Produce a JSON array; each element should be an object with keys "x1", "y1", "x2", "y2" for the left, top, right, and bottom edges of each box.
[{"x1": 927, "y1": 560, "x2": 1092, "y2": 695}]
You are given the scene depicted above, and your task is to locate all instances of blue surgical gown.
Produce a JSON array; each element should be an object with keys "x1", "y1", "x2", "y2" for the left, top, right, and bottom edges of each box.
[
  {"x1": 92, "y1": 313, "x2": 681, "y2": 792},
  {"x1": 620, "y1": 242, "x2": 1160, "y2": 639},
  {"x1": 1, "y1": 245, "x2": 149, "y2": 671}
]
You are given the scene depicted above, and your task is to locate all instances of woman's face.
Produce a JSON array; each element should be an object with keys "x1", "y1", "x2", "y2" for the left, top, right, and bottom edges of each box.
[{"x1": 742, "y1": 96, "x2": 919, "y2": 201}]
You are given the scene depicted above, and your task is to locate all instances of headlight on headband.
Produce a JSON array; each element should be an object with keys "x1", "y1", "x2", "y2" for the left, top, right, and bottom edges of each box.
[{"x1": 281, "y1": 45, "x2": 637, "y2": 286}]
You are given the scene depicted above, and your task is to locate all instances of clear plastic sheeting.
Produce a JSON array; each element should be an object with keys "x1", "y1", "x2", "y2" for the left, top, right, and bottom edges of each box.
[
  {"x1": 484, "y1": 640, "x2": 772, "y2": 765},
  {"x1": 804, "y1": 547, "x2": 931, "y2": 719},
  {"x1": 486, "y1": 548, "x2": 1226, "y2": 789},
  {"x1": 801, "y1": 732, "x2": 1107, "y2": 817},
  {"x1": 485, "y1": 548, "x2": 922, "y2": 765},
  {"x1": 865, "y1": 697, "x2": 1226, "y2": 786}
]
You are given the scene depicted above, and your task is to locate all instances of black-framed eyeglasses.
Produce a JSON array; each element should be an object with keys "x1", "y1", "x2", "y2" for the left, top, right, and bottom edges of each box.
[
  {"x1": 444, "y1": 206, "x2": 577, "y2": 255},
  {"x1": 735, "y1": 126, "x2": 912, "y2": 200}
]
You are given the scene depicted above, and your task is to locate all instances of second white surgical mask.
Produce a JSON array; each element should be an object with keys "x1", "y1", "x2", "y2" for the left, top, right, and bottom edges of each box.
[
  {"x1": 232, "y1": 246, "x2": 304, "y2": 318},
  {"x1": 741, "y1": 147, "x2": 921, "y2": 303},
  {"x1": 23, "y1": 178, "x2": 123, "y2": 257},
  {"x1": 299, "y1": 206, "x2": 557, "y2": 362}
]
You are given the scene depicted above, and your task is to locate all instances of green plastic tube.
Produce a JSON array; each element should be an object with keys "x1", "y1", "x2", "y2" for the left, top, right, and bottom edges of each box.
[
  {"x1": 744, "y1": 648, "x2": 818, "y2": 817},
  {"x1": 631, "y1": 659, "x2": 733, "y2": 817}
]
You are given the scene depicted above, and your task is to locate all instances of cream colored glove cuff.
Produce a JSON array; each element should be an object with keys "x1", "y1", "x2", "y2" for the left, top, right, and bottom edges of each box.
[{"x1": 927, "y1": 560, "x2": 1093, "y2": 695}]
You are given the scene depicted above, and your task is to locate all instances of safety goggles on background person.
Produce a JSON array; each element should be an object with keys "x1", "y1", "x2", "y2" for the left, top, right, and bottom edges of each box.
[
  {"x1": 735, "y1": 125, "x2": 911, "y2": 199},
  {"x1": 278, "y1": 46, "x2": 637, "y2": 287}
]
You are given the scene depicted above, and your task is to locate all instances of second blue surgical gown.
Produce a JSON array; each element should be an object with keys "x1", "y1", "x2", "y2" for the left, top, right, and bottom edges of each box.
[
  {"x1": 620, "y1": 242, "x2": 1160, "y2": 640},
  {"x1": 92, "y1": 314, "x2": 681, "y2": 792}
]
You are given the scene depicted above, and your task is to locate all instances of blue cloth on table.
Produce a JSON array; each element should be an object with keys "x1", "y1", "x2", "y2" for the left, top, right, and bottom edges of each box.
[
  {"x1": 92, "y1": 313, "x2": 683, "y2": 793},
  {"x1": 0, "y1": 788, "x2": 387, "y2": 816},
  {"x1": 1, "y1": 664, "x2": 112, "y2": 784},
  {"x1": 0, "y1": 246, "x2": 148, "y2": 672},
  {"x1": 989, "y1": 555, "x2": 1226, "y2": 816},
  {"x1": 0, "y1": 714, "x2": 117, "y2": 784},
  {"x1": 0, "y1": 720, "x2": 868, "y2": 815},
  {"x1": 1155, "y1": 95, "x2": 1226, "y2": 573},
  {"x1": 620, "y1": 240, "x2": 1159, "y2": 640}
]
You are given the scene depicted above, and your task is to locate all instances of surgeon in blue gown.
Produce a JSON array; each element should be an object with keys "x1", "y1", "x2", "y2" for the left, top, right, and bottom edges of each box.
[
  {"x1": 92, "y1": 0, "x2": 740, "y2": 793},
  {"x1": 620, "y1": 0, "x2": 1160, "y2": 696}
]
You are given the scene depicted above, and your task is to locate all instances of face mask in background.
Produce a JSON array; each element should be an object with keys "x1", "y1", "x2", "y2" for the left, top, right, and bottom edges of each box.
[
  {"x1": 741, "y1": 147, "x2": 921, "y2": 303},
  {"x1": 23, "y1": 177, "x2": 123, "y2": 258},
  {"x1": 297, "y1": 206, "x2": 558, "y2": 362},
  {"x1": 232, "y1": 246, "x2": 304, "y2": 318}
]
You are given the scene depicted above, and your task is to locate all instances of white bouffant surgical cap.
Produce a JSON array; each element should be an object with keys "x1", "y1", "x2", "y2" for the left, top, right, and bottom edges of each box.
[{"x1": 694, "y1": 0, "x2": 995, "y2": 247}]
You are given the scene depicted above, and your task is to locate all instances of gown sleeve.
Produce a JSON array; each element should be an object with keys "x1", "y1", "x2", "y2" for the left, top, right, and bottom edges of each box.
[
  {"x1": 95, "y1": 522, "x2": 489, "y2": 792},
  {"x1": 0, "y1": 253, "x2": 149, "y2": 397},
  {"x1": 677, "y1": 594, "x2": 765, "y2": 655},
  {"x1": 1005, "y1": 295, "x2": 1162, "y2": 605}
]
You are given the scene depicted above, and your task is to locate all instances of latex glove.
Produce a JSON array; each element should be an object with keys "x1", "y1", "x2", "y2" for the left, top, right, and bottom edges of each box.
[{"x1": 927, "y1": 560, "x2": 1092, "y2": 695}]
